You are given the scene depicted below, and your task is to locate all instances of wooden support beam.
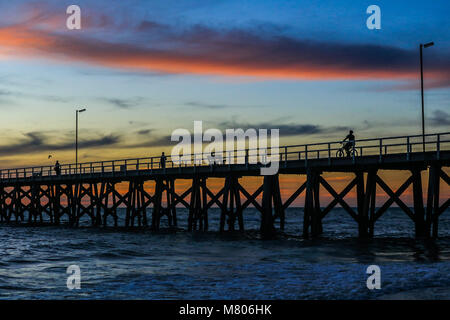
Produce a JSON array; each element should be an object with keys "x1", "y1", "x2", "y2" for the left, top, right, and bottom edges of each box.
[
  {"x1": 432, "y1": 167, "x2": 441, "y2": 238},
  {"x1": 240, "y1": 185, "x2": 263, "y2": 212},
  {"x1": 282, "y1": 181, "x2": 306, "y2": 211},
  {"x1": 362, "y1": 171, "x2": 377, "y2": 238},
  {"x1": 4, "y1": 189, "x2": 11, "y2": 222},
  {"x1": 218, "y1": 177, "x2": 244, "y2": 232},
  {"x1": 205, "y1": 186, "x2": 226, "y2": 211},
  {"x1": 71, "y1": 184, "x2": 78, "y2": 226},
  {"x1": 149, "y1": 179, "x2": 179, "y2": 229},
  {"x1": 94, "y1": 183, "x2": 103, "y2": 226},
  {"x1": 368, "y1": 173, "x2": 377, "y2": 237},
  {"x1": 310, "y1": 171, "x2": 322, "y2": 236},
  {"x1": 125, "y1": 181, "x2": 134, "y2": 227},
  {"x1": 0, "y1": 156, "x2": 446, "y2": 240},
  {"x1": 167, "y1": 179, "x2": 176, "y2": 227},
  {"x1": 172, "y1": 187, "x2": 191, "y2": 209},
  {"x1": 3, "y1": 190, "x2": 10, "y2": 222},
  {"x1": 228, "y1": 178, "x2": 235, "y2": 231},
  {"x1": 106, "y1": 182, "x2": 119, "y2": 227},
  {"x1": 374, "y1": 176, "x2": 412, "y2": 221},
  {"x1": 98, "y1": 183, "x2": 107, "y2": 226},
  {"x1": 48, "y1": 185, "x2": 60, "y2": 225},
  {"x1": 63, "y1": 185, "x2": 73, "y2": 223},
  {"x1": 38, "y1": 185, "x2": 52, "y2": 223},
  {"x1": 261, "y1": 175, "x2": 276, "y2": 239},
  {"x1": 356, "y1": 171, "x2": 367, "y2": 238},
  {"x1": 187, "y1": 177, "x2": 208, "y2": 231},
  {"x1": 426, "y1": 166, "x2": 441, "y2": 238},
  {"x1": 5, "y1": 189, "x2": 16, "y2": 222},
  {"x1": 0, "y1": 185, "x2": 5, "y2": 222},
  {"x1": 439, "y1": 169, "x2": 450, "y2": 186},
  {"x1": 78, "y1": 184, "x2": 90, "y2": 225},
  {"x1": 5, "y1": 189, "x2": 12, "y2": 222},
  {"x1": 14, "y1": 185, "x2": 25, "y2": 222},
  {"x1": 376, "y1": 176, "x2": 414, "y2": 221},
  {"x1": 140, "y1": 181, "x2": 149, "y2": 227},
  {"x1": 134, "y1": 182, "x2": 142, "y2": 227},
  {"x1": 303, "y1": 171, "x2": 312, "y2": 238},
  {"x1": 129, "y1": 180, "x2": 145, "y2": 228},
  {"x1": 319, "y1": 176, "x2": 358, "y2": 221},
  {"x1": 152, "y1": 179, "x2": 163, "y2": 230},
  {"x1": 411, "y1": 169, "x2": 426, "y2": 237},
  {"x1": 201, "y1": 178, "x2": 209, "y2": 230},
  {"x1": 438, "y1": 198, "x2": 450, "y2": 217},
  {"x1": 26, "y1": 185, "x2": 34, "y2": 223},
  {"x1": 74, "y1": 183, "x2": 96, "y2": 226},
  {"x1": 272, "y1": 176, "x2": 285, "y2": 230},
  {"x1": 220, "y1": 177, "x2": 230, "y2": 232},
  {"x1": 234, "y1": 180, "x2": 244, "y2": 231}
]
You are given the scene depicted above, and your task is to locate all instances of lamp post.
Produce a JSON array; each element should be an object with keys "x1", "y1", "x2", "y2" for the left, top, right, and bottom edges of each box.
[
  {"x1": 75, "y1": 108, "x2": 86, "y2": 173},
  {"x1": 420, "y1": 42, "x2": 434, "y2": 152}
]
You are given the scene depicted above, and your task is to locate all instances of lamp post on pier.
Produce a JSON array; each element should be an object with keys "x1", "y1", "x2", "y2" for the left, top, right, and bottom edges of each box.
[
  {"x1": 75, "y1": 108, "x2": 86, "y2": 173},
  {"x1": 420, "y1": 41, "x2": 434, "y2": 152}
]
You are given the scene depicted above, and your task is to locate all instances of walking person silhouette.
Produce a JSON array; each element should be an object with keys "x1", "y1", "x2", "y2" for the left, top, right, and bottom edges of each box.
[
  {"x1": 160, "y1": 152, "x2": 167, "y2": 169},
  {"x1": 54, "y1": 160, "x2": 61, "y2": 176}
]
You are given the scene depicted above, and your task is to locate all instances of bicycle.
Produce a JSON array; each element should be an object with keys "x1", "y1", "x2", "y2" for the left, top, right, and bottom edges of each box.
[{"x1": 336, "y1": 142, "x2": 358, "y2": 158}]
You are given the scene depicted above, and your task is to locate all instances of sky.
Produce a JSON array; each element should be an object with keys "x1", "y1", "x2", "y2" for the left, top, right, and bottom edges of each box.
[{"x1": 0, "y1": 0, "x2": 448, "y2": 205}]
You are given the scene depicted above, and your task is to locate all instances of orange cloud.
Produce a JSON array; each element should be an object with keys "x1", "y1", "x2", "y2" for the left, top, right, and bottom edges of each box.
[{"x1": 0, "y1": 23, "x2": 448, "y2": 83}]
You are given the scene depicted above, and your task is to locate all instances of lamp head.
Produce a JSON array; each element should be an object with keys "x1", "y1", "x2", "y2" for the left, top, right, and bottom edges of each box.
[
  {"x1": 424, "y1": 42, "x2": 434, "y2": 48},
  {"x1": 78, "y1": 108, "x2": 86, "y2": 113}
]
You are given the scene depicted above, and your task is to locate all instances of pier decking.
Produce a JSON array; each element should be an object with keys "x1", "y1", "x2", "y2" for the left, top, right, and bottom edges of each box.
[{"x1": 0, "y1": 132, "x2": 449, "y2": 239}]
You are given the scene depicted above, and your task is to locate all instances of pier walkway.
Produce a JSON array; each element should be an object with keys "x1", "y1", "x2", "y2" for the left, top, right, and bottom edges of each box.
[{"x1": 0, "y1": 132, "x2": 449, "y2": 239}]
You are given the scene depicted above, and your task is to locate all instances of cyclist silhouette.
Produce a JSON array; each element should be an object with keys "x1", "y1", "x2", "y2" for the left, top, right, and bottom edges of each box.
[{"x1": 343, "y1": 130, "x2": 355, "y2": 157}]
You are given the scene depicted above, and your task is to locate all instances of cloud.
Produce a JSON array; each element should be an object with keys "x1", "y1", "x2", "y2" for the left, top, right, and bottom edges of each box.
[
  {"x1": 218, "y1": 120, "x2": 347, "y2": 137},
  {"x1": 429, "y1": 109, "x2": 450, "y2": 126},
  {"x1": 185, "y1": 101, "x2": 267, "y2": 110},
  {"x1": 77, "y1": 135, "x2": 119, "y2": 149},
  {"x1": 101, "y1": 97, "x2": 144, "y2": 109},
  {"x1": 0, "y1": 11, "x2": 448, "y2": 84},
  {"x1": 185, "y1": 101, "x2": 229, "y2": 109},
  {"x1": 0, "y1": 88, "x2": 70, "y2": 103},
  {"x1": 0, "y1": 89, "x2": 14, "y2": 96},
  {"x1": 128, "y1": 135, "x2": 174, "y2": 148},
  {"x1": 185, "y1": 101, "x2": 227, "y2": 109},
  {"x1": 128, "y1": 120, "x2": 150, "y2": 127},
  {"x1": 0, "y1": 132, "x2": 45, "y2": 155},
  {"x1": 0, "y1": 132, "x2": 120, "y2": 156},
  {"x1": 121, "y1": 121, "x2": 348, "y2": 150},
  {"x1": 118, "y1": 121, "x2": 350, "y2": 150},
  {"x1": 136, "y1": 20, "x2": 168, "y2": 33},
  {"x1": 136, "y1": 129, "x2": 153, "y2": 135}
]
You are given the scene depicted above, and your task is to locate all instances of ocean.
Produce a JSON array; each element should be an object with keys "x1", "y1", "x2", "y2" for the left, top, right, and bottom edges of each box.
[{"x1": 0, "y1": 207, "x2": 449, "y2": 299}]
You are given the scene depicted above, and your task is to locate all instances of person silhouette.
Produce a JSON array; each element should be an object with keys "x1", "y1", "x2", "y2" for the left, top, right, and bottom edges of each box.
[
  {"x1": 160, "y1": 152, "x2": 167, "y2": 169},
  {"x1": 54, "y1": 160, "x2": 61, "y2": 176},
  {"x1": 343, "y1": 130, "x2": 355, "y2": 157}
]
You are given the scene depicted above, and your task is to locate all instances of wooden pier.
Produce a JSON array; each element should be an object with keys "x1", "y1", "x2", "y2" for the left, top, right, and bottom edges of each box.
[{"x1": 0, "y1": 132, "x2": 449, "y2": 239}]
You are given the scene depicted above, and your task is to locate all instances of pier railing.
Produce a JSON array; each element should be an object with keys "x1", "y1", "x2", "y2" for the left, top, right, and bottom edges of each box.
[{"x1": 1, "y1": 132, "x2": 449, "y2": 180}]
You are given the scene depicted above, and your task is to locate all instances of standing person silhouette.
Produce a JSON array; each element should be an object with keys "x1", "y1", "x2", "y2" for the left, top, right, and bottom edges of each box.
[
  {"x1": 54, "y1": 160, "x2": 61, "y2": 176},
  {"x1": 343, "y1": 130, "x2": 355, "y2": 157},
  {"x1": 160, "y1": 152, "x2": 167, "y2": 169}
]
